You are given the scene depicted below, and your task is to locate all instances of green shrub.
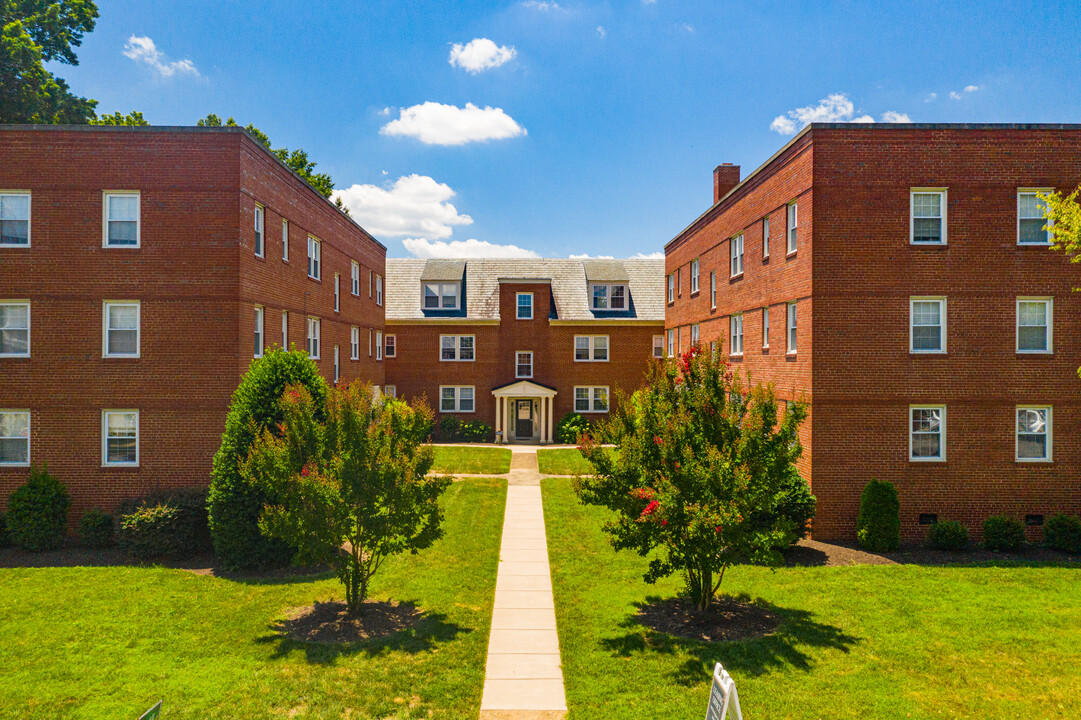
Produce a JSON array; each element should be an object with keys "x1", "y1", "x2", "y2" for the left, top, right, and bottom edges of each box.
[
  {"x1": 208, "y1": 348, "x2": 329, "y2": 570},
  {"x1": 436, "y1": 416, "x2": 491, "y2": 442},
  {"x1": 926, "y1": 520, "x2": 968, "y2": 551},
  {"x1": 437, "y1": 415, "x2": 461, "y2": 441},
  {"x1": 747, "y1": 466, "x2": 816, "y2": 547},
  {"x1": 117, "y1": 488, "x2": 212, "y2": 559},
  {"x1": 856, "y1": 479, "x2": 900, "y2": 552},
  {"x1": 983, "y1": 515, "x2": 1025, "y2": 552},
  {"x1": 6, "y1": 465, "x2": 70, "y2": 551},
  {"x1": 0, "y1": 512, "x2": 10, "y2": 548},
  {"x1": 1044, "y1": 514, "x2": 1081, "y2": 554},
  {"x1": 556, "y1": 412, "x2": 592, "y2": 444},
  {"x1": 78, "y1": 509, "x2": 115, "y2": 548}
]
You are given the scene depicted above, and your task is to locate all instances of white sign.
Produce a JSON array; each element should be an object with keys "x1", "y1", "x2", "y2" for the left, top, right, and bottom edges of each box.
[{"x1": 705, "y1": 663, "x2": 742, "y2": 720}]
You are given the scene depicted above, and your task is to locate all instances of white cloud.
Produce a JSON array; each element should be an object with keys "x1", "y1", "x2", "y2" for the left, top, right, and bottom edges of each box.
[
  {"x1": 631, "y1": 251, "x2": 664, "y2": 259},
  {"x1": 964, "y1": 85, "x2": 979, "y2": 93},
  {"x1": 378, "y1": 107, "x2": 391, "y2": 116},
  {"x1": 850, "y1": 115, "x2": 876, "y2": 123},
  {"x1": 448, "y1": 38, "x2": 517, "y2": 73},
  {"x1": 679, "y1": 23, "x2": 695, "y2": 32},
  {"x1": 949, "y1": 91, "x2": 962, "y2": 100},
  {"x1": 597, "y1": 26, "x2": 606, "y2": 38},
  {"x1": 881, "y1": 111, "x2": 912, "y2": 123},
  {"x1": 925, "y1": 92, "x2": 937, "y2": 102},
  {"x1": 522, "y1": 0, "x2": 561, "y2": 10},
  {"x1": 380, "y1": 102, "x2": 527, "y2": 146},
  {"x1": 404, "y1": 238, "x2": 540, "y2": 259},
  {"x1": 771, "y1": 93, "x2": 910, "y2": 134},
  {"x1": 642, "y1": 0, "x2": 658, "y2": 4},
  {"x1": 123, "y1": 35, "x2": 199, "y2": 78},
  {"x1": 569, "y1": 251, "x2": 663, "y2": 259},
  {"x1": 570, "y1": 253, "x2": 615, "y2": 259},
  {"x1": 333, "y1": 174, "x2": 473, "y2": 239}
]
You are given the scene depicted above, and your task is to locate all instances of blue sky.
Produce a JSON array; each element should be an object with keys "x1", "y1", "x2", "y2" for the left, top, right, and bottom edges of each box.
[{"x1": 56, "y1": 1, "x2": 1081, "y2": 258}]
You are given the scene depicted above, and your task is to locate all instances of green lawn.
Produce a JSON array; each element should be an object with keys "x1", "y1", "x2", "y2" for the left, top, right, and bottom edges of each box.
[
  {"x1": 431, "y1": 445, "x2": 511, "y2": 474},
  {"x1": 537, "y1": 447, "x2": 619, "y2": 475},
  {"x1": 542, "y1": 477, "x2": 1081, "y2": 720},
  {"x1": 0, "y1": 478, "x2": 506, "y2": 720}
]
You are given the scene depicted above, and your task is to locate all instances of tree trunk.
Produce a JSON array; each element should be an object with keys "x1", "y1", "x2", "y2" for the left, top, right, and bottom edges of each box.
[{"x1": 698, "y1": 563, "x2": 713, "y2": 612}]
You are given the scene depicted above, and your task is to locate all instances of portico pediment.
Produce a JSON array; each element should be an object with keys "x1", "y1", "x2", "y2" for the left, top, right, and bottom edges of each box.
[{"x1": 491, "y1": 380, "x2": 558, "y2": 398}]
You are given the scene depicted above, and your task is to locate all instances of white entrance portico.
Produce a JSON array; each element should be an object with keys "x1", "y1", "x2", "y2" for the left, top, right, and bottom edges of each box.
[{"x1": 492, "y1": 380, "x2": 557, "y2": 444}]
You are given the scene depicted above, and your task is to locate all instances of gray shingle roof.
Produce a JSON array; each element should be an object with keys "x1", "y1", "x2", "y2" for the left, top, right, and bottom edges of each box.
[{"x1": 385, "y1": 258, "x2": 665, "y2": 321}]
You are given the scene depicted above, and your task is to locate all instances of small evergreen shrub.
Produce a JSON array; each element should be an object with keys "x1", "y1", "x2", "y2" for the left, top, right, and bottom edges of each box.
[
  {"x1": 1044, "y1": 514, "x2": 1081, "y2": 554},
  {"x1": 747, "y1": 467, "x2": 817, "y2": 548},
  {"x1": 117, "y1": 488, "x2": 212, "y2": 559},
  {"x1": 982, "y1": 515, "x2": 1025, "y2": 552},
  {"x1": 856, "y1": 479, "x2": 900, "y2": 552},
  {"x1": 6, "y1": 465, "x2": 70, "y2": 551},
  {"x1": 556, "y1": 412, "x2": 591, "y2": 444},
  {"x1": 0, "y1": 512, "x2": 10, "y2": 548},
  {"x1": 926, "y1": 520, "x2": 968, "y2": 551},
  {"x1": 436, "y1": 416, "x2": 491, "y2": 442},
  {"x1": 78, "y1": 509, "x2": 115, "y2": 548}
]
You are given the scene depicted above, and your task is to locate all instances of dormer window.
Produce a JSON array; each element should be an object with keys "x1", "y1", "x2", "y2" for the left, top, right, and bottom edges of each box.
[
  {"x1": 591, "y1": 283, "x2": 626, "y2": 311},
  {"x1": 424, "y1": 282, "x2": 460, "y2": 310}
]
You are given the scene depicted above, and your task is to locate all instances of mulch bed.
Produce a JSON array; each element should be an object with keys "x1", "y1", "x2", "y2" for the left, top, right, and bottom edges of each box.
[
  {"x1": 274, "y1": 600, "x2": 423, "y2": 644},
  {"x1": 635, "y1": 595, "x2": 780, "y2": 643},
  {"x1": 784, "y1": 538, "x2": 1080, "y2": 567}
]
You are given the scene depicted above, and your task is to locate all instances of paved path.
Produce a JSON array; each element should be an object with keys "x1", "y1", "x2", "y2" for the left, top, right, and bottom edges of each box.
[{"x1": 479, "y1": 446, "x2": 567, "y2": 719}]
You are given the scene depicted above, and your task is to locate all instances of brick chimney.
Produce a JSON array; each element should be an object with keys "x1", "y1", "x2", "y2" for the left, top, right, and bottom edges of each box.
[{"x1": 713, "y1": 163, "x2": 740, "y2": 203}]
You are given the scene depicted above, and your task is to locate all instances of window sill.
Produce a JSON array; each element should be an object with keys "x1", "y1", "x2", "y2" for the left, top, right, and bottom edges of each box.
[
  {"x1": 308, "y1": 276, "x2": 322, "y2": 283},
  {"x1": 910, "y1": 350, "x2": 947, "y2": 355},
  {"x1": 0, "y1": 462, "x2": 30, "y2": 468},
  {"x1": 909, "y1": 458, "x2": 946, "y2": 464},
  {"x1": 1016, "y1": 458, "x2": 1053, "y2": 464},
  {"x1": 729, "y1": 353, "x2": 743, "y2": 361},
  {"x1": 1017, "y1": 242, "x2": 1053, "y2": 247},
  {"x1": 729, "y1": 273, "x2": 743, "y2": 282},
  {"x1": 785, "y1": 250, "x2": 797, "y2": 259},
  {"x1": 103, "y1": 355, "x2": 141, "y2": 360},
  {"x1": 910, "y1": 241, "x2": 948, "y2": 247},
  {"x1": 1016, "y1": 350, "x2": 1053, "y2": 355},
  {"x1": 762, "y1": 346, "x2": 770, "y2": 354},
  {"x1": 0, "y1": 244, "x2": 32, "y2": 249},
  {"x1": 762, "y1": 254, "x2": 770, "y2": 263},
  {"x1": 102, "y1": 463, "x2": 140, "y2": 469},
  {"x1": 0, "y1": 354, "x2": 31, "y2": 360}
]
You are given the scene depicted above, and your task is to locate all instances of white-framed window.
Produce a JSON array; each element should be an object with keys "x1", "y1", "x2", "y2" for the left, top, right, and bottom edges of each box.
[
  {"x1": 574, "y1": 335, "x2": 609, "y2": 362},
  {"x1": 0, "y1": 192, "x2": 31, "y2": 247},
  {"x1": 652, "y1": 335, "x2": 664, "y2": 358},
  {"x1": 350, "y1": 326, "x2": 359, "y2": 360},
  {"x1": 690, "y1": 323, "x2": 700, "y2": 346},
  {"x1": 677, "y1": 268, "x2": 681, "y2": 296},
  {"x1": 1016, "y1": 406, "x2": 1052, "y2": 462},
  {"x1": 667, "y1": 274, "x2": 675, "y2": 304},
  {"x1": 0, "y1": 301, "x2": 30, "y2": 357},
  {"x1": 690, "y1": 260, "x2": 700, "y2": 293},
  {"x1": 103, "y1": 301, "x2": 140, "y2": 358},
  {"x1": 440, "y1": 386, "x2": 474, "y2": 413},
  {"x1": 787, "y1": 201, "x2": 798, "y2": 254},
  {"x1": 730, "y1": 234, "x2": 744, "y2": 277},
  {"x1": 910, "y1": 405, "x2": 945, "y2": 462},
  {"x1": 384, "y1": 385, "x2": 397, "y2": 399},
  {"x1": 307, "y1": 236, "x2": 321, "y2": 279},
  {"x1": 385, "y1": 334, "x2": 396, "y2": 358},
  {"x1": 282, "y1": 310, "x2": 288, "y2": 349},
  {"x1": 103, "y1": 191, "x2": 140, "y2": 248},
  {"x1": 307, "y1": 317, "x2": 320, "y2": 359},
  {"x1": 253, "y1": 305, "x2": 264, "y2": 358},
  {"x1": 282, "y1": 219, "x2": 289, "y2": 261},
  {"x1": 351, "y1": 261, "x2": 360, "y2": 295},
  {"x1": 334, "y1": 345, "x2": 340, "y2": 383},
  {"x1": 910, "y1": 189, "x2": 946, "y2": 245},
  {"x1": 376, "y1": 331, "x2": 383, "y2": 361},
  {"x1": 369, "y1": 328, "x2": 373, "y2": 357},
  {"x1": 334, "y1": 273, "x2": 340, "y2": 312},
  {"x1": 254, "y1": 203, "x2": 264, "y2": 257},
  {"x1": 369, "y1": 270, "x2": 373, "y2": 297},
  {"x1": 786, "y1": 301, "x2": 797, "y2": 354},
  {"x1": 376, "y1": 275, "x2": 383, "y2": 306},
  {"x1": 591, "y1": 283, "x2": 627, "y2": 310},
  {"x1": 575, "y1": 386, "x2": 609, "y2": 413},
  {"x1": 440, "y1": 334, "x2": 475, "y2": 361},
  {"x1": 710, "y1": 271, "x2": 717, "y2": 308},
  {"x1": 102, "y1": 410, "x2": 139, "y2": 466},
  {"x1": 0, "y1": 410, "x2": 30, "y2": 466},
  {"x1": 762, "y1": 307, "x2": 770, "y2": 349},
  {"x1": 910, "y1": 297, "x2": 946, "y2": 353},
  {"x1": 424, "y1": 282, "x2": 460, "y2": 310},
  {"x1": 1017, "y1": 297, "x2": 1052, "y2": 353},
  {"x1": 516, "y1": 350, "x2": 533, "y2": 378},
  {"x1": 762, "y1": 216, "x2": 770, "y2": 258},
  {"x1": 730, "y1": 314, "x2": 743, "y2": 355},
  {"x1": 1018, "y1": 190, "x2": 1052, "y2": 245},
  {"x1": 667, "y1": 328, "x2": 675, "y2": 358},
  {"x1": 709, "y1": 340, "x2": 717, "y2": 356},
  {"x1": 517, "y1": 292, "x2": 533, "y2": 319}
]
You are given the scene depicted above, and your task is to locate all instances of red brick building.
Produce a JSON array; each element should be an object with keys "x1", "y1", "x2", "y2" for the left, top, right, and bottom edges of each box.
[
  {"x1": 384, "y1": 259, "x2": 664, "y2": 442},
  {"x1": 0, "y1": 126, "x2": 386, "y2": 519},
  {"x1": 665, "y1": 123, "x2": 1081, "y2": 541}
]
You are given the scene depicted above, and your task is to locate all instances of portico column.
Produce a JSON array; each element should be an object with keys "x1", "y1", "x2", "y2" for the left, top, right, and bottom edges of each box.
[
  {"x1": 540, "y1": 396, "x2": 547, "y2": 444},
  {"x1": 494, "y1": 395, "x2": 501, "y2": 443},
  {"x1": 503, "y1": 396, "x2": 510, "y2": 444},
  {"x1": 547, "y1": 396, "x2": 554, "y2": 444}
]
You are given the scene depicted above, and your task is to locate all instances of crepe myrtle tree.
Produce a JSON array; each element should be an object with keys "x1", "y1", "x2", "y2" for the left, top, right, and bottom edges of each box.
[
  {"x1": 575, "y1": 345, "x2": 808, "y2": 612},
  {"x1": 240, "y1": 382, "x2": 450, "y2": 614}
]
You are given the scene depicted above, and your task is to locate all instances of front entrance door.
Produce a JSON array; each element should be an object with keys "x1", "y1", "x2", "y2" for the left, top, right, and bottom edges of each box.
[{"x1": 515, "y1": 400, "x2": 533, "y2": 440}]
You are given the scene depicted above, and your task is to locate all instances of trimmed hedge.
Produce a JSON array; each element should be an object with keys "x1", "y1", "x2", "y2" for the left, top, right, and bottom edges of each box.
[
  {"x1": 78, "y1": 509, "x2": 115, "y2": 548},
  {"x1": 6, "y1": 465, "x2": 70, "y2": 551},
  {"x1": 926, "y1": 520, "x2": 968, "y2": 551},
  {"x1": 208, "y1": 349, "x2": 329, "y2": 570},
  {"x1": 0, "y1": 512, "x2": 10, "y2": 548},
  {"x1": 437, "y1": 416, "x2": 492, "y2": 442},
  {"x1": 117, "y1": 488, "x2": 212, "y2": 560},
  {"x1": 983, "y1": 515, "x2": 1025, "y2": 552},
  {"x1": 555, "y1": 412, "x2": 592, "y2": 444},
  {"x1": 1044, "y1": 514, "x2": 1081, "y2": 554},
  {"x1": 856, "y1": 479, "x2": 900, "y2": 552}
]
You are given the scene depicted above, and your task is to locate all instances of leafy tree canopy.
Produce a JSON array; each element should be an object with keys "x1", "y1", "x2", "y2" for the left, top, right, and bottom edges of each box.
[
  {"x1": 1040, "y1": 188, "x2": 1081, "y2": 266},
  {"x1": 89, "y1": 109, "x2": 148, "y2": 126}
]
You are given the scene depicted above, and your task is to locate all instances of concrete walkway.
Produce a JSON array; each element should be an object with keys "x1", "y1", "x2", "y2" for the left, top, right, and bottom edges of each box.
[{"x1": 479, "y1": 446, "x2": 567, "y2": 719}]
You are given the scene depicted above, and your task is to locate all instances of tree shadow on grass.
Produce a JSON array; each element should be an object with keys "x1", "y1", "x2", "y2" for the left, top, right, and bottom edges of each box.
[
  {"x1": 255, "y1": 599, "x2": 472, "y2": 664},
  {"x1": 600, "y1": 593, "x2": 858, "y2": 686}
]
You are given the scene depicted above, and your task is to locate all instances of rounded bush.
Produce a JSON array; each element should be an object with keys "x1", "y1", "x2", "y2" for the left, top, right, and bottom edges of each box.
[
  {"x1": 556, "y1": 412, "x2": 591, "y2": 444},
  {"x1": 6, "y1": 465, "x2": 70, "y2": 551},
  {"x1": 856, "y1": 479, "x2": 900, "y2": 552},
  {"x1": 0, "y1": 512, "x2": 11, "y2": 548},
  {"x1": 208, "y1": 349, "x2": 329, "y2": 570},
  {"x1": 78, "y1": 509, "x2": 115, "y2": 548},
  {"x1": 926, "y1": 520, "x2": 968, "y2": 551},
  {"x1": 118, "y1": 488, "x2": 212, "y2": 559},
  {"x1": 436, "y1": 416, "x2": 491, "y2": 442},
  {"x1": 748, "y1": 466, "x2": 817, "y2": 548},
  {"x1": 983, "y1": 515, "x2": 1025, "y2": 552},
  {"x1": 1044, "y1": 514, "x2": 1081, "y2": 554}
]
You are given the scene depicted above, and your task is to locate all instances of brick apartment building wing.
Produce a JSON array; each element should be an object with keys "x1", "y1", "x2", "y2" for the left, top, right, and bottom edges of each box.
[
  {"x1": 384, "y1": 258, "x2": 665, "y2": 443},
  {"x1": 664, "y1": 123, "x2": 1081, "y2": 542},
  {"x1": 0, "y1": 126, "x2": 386, "y2": 520}
]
